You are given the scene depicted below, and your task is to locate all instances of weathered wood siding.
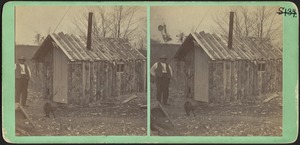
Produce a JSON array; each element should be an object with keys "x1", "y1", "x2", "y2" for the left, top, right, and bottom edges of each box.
[
  {"x1": 66, "y1": 60, "x2": 145, "y2": 105},
  {"x1": 207, "y1": 60, "x2": 282, "y2": 104},
  {"x1": 175, "y1": 58, "x2": 282, "y2": 104},
  {"x1": 209, "y1": 61, "x2": 224, "y2": 103},
  {"x1": 67, "y1": 62, "x2": 83, "y2": 104},
  {"x1": 173, "y1": 32, "x2": 282, "y2": 104}
]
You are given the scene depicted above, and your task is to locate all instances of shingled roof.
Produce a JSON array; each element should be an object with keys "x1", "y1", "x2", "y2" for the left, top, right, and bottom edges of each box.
[
  {"x1": 33, "y1": 32, "x2": 146, "y2": 62},
  {"x1": 174, "y1": 31, "x2": 282, "y2": 61}
]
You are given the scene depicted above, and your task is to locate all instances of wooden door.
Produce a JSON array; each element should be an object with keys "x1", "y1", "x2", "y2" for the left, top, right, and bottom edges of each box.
[
  {"x1": 53, "y1": 47, "x2": 68, "y2": 103},
  {"x1": 194, "y1": 47, "x2": 209, "y2": 102}
]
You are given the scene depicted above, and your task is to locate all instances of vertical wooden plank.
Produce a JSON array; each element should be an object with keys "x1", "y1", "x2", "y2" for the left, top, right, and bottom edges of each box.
[
  {"x1": 116, "y1": 69, "x2": 121, "y2": 96},
  {"x1": 111, "y1": 62, "x2": 114, "y2": 97},
  {"x1": 223, "y1": 61, "x2": 227, "y2": 102},
  {"x1": 216, "y1": 62, "x2": 220, "y2": 103},
  {"x1": 268, "y1": 61, "x2": 271, "y2": 93},
  {"x1": 245, "y1": 61, "x2": 250, "y2": 100},
  {"x1": 194, "y1": 47, "x2": 209, "y2": 102},
  {"x1": 109, "y1": 62, "x2": 113, "y2": 97},
  {"x1": 87, "y1": 62, "x2": 91, "y2": 104},
  {"x1": 69, "y1": 63, "x2": 73, "y2": 104},
  {"x1": 73, "y1": 63, "x2": 76, "y2": 104},
  {"x1": 249, "y1": 62, "x2": 253, "y2": 98},
  {"x1": 95, "y1": 62, "x2": 99, "y2": 101},
  {"x1": 106, "y1": 62, "x2": 110, "y2": 98},
  {"x1": 104, "y1": 62, "x2": 108, "y2": 99},
  {"x1": 224, "y1": 61, "x2": 231, "y2": 103},
  {"x1": 135, "y1": 60, "x2": 138, "y2": 93},
  {"x1": 52, "y1": 47, "x2": 68, "y2": 103},
  {"x1": 212, "y1": 62, "x2": 217, "y2": 103},
  {"x1": 237, "y1": 61, "x2": 242, "y2": 101},
  {"x1": 113, "y1": 62, "x2": 117, "y2": 97},
  {"x1": 210, "y1": 62, "x2": 218, "y2": 103},
  {"x1": 42, "y1": 61, "x2": 47, "y2": 98},
  {"x1": 219, "y1": 62, "x2": 224, "y2": 103},
  {"x1": 231, "y1": 61, "x2": 238, "y2": 102},
  {"x1": 61, "y1": 52, "x2": 68, "y2": 103},
  {"x1": 138, "y1": 60, "x2": 142, "y2": 92},
  {"x1": 89, "y1": 62, "x2": 92, "y2": 102},
  {"x1": 81, "y1": 62, "x2": 86, "y2": 105},
  {"x1": 261, "y1": 61, "x2": 266, "y2": 95},
  {"x1": 67, "y1": 63, "x2": 71, "y2": 104},
  {"x1": 122, "y1": 61, "x2": 126, "y2": 94},
  {"x1": 131, "y1": 60, "x2": 134, "y2": 93},
  {"x1": 91, "y1": 62, "x2": 96, "y2": 102},
  {"x1": 208, "y1": 62, "x2": 212, "y2": 103},
  {"x1": 99, "y1": 61, "x2": 103, "y2": 100},
  {"x1": 99, "y1": 62, "x2": 102, "y2": 100},
  {"x1": 256, "y1": 62, "x2": 261, "y2": 97},
  {"x1": 99, "y1": 61, "x2": 102, "y2": 100},
  {"x1": 100, "y1": 62, "x2": 103, "y2": 100}
]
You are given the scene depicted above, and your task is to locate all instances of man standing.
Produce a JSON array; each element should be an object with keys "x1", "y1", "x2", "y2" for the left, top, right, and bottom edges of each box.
[
  {"x1": 15, "y1": 56, "x2": 31, "y2": 107},
  {"x1": 150, "y1": 55, "x2": 173, "y2": 105}
]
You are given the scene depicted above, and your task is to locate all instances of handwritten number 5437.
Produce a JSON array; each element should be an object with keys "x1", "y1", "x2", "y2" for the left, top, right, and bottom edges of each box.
[{"x1": 277, "y1": 7, "x2": 297, "y2": 17}]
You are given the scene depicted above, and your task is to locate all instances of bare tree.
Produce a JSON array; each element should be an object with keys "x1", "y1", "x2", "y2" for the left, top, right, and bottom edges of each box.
[
  {"x1": 212, "y1": 6, "x2": 282, "y2": 46},
  {"x1": 108, "y1": 6, "x2": 141, "y2": 41},
  {"x1": 253, "y1": 6, "x2": 282, "y2": 42},
  {"x1": 72, "y1": 7, "x2": 110, "y2": 39},
  {"x1": 176, "y1": 32, "x2": 186, "y2": 44},
  {"x1": 132, "y1": 17, "x2": 147, "y2": 49},
  {"x1": 72, "y1": 6, "x2": 146, "y2": 49},
  {"x1": 33, "y1": 33, "x2": 45, "y2": 46},
  {"x1": 33, "y1": 27, "x2": 51, "y2": 46}
]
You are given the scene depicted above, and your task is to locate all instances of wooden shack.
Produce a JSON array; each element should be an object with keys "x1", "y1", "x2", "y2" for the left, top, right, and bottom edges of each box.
[
  {"x1": 32, "y1": 32, "x2": 146, "y2": 105},
  {"x1": 174, "y1": 31, "x2": 282, "y2": 104}
]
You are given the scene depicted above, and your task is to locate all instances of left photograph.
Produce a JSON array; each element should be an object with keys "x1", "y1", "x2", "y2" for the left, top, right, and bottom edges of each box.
[{"x1": 15, "y1": 6, "x2": 147, "y2": 136}]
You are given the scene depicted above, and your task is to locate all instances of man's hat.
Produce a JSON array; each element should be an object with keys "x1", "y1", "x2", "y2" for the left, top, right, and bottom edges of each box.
[
  {"x1": 160, "y1": 55, "x2": 168, "y2": 59},
  {"x1": 18, "y1": 56, "x2": 26, "y2": 60}
]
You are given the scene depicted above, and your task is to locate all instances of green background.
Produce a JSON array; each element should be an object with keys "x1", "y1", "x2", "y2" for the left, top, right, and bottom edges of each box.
[{"x1": 2, "y1": 1, "x2": 298, "y2": 143}]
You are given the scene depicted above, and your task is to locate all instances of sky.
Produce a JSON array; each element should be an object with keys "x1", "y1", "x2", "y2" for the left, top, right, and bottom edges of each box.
[
  {"x1": 150, "y1": 6, "x2": 282, "y2": 44},
  {"x1": 16, "y1": 6, "x2": 78, "y2": 45},
  {"x1": 15, "y1": 6, "x2": 146, "y2": 45},
  {"x1": 16, "y1": 6, "x2": 282, "y2": 45},
  {"x1": 150, "y1": 6, "x2": 229, "y2": 44}
]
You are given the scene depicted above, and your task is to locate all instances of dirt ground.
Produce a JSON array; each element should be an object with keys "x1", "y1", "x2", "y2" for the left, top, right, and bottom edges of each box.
[
  {"x1": 150, "y1": 85, "x2": 282, "y2": 136},
  {"x1": 15, "y1": 82, "x2": 282, "y2": 137},
  {"x1": 15, "y1": 89, "x2": 147, "y2": 136}
]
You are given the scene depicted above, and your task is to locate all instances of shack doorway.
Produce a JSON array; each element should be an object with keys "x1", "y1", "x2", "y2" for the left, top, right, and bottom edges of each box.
[
  {"x1": 53, "y1": 47, "x2": 68, "y2": 103},
  {"x1": 194, "y1": 46, "x2": 209, "y2": 102}
]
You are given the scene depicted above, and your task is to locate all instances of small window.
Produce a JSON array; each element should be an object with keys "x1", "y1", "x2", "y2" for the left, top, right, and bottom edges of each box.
[
  {"x1": 258, "y1": 62, "x2": 266, "y2": 72},
  {"x1": 117, "y1": 62, "x2": 125, "y2": 73}
]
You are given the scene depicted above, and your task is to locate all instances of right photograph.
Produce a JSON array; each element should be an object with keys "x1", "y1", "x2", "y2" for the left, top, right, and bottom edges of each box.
[{"x1": 150, "y1": 6, "x2": 283, "y2": 136}]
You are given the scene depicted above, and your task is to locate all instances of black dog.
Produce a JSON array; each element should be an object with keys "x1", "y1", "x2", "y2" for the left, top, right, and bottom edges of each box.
[
  {"x1": 43, "y1": 102, "x2": 55, "y2": 118},
  {"x1": 184, "y1": 101, "x2": 196, "y2": 117}
]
